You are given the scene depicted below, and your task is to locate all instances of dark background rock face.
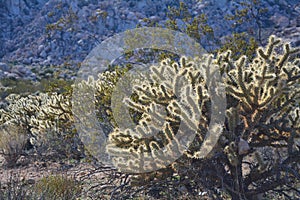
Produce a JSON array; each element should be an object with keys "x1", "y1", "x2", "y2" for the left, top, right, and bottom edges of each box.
[{"x1": 0, "y1": 0, "x2": 299, "y2": 67}]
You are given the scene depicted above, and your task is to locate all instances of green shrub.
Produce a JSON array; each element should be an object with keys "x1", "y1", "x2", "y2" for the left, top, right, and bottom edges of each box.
[{"x1": 33, "y1": 175, "x2": 81, "y2": 200}]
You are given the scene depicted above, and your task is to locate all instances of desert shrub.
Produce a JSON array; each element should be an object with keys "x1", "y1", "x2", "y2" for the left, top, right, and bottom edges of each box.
[
  {"x1": 0, "y1": 173, "x2": 81, "y2": 200},
  {"x1": 162, "y1": 1, "x2": 267, "y2": 60},
  {"x1": 33, "y1": 174, "x2": 81, "y2": 200},
  {"x1": 0, "y1": 79, "x2": 40, "y2": 101},
  {"x1": 0, "y1": 77, "x2": 74, "y2": 103},
  {"x1": 216, "y1": 32, "x2": 259, "y2": 60},
  {"x1": 0, "y1": 121, "x2": 28, "y2": 167},
  {"x1": 224, "y1": 0, "x2": 269, "y2": 44}
]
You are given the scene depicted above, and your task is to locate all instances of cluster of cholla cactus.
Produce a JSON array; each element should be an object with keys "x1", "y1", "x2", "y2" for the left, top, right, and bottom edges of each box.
[
  {"x1": 0, "y1": 68, "x2": 126, "y2": 165},
  {"x1": 0, "y1": 90, "x2": 80, "y2": 165},
  {"x1": 105, "y1": 35, "x2": 300, "y2": 198},
  {"x1": 0, "y1": 35, "x2": 299, "y2": 198},
  {"x1": 0, "y1": 93, "x2": 72, "y2": 145},
  {"x1": 0, "y1": 91, "x2": 81, "y2": 164}
]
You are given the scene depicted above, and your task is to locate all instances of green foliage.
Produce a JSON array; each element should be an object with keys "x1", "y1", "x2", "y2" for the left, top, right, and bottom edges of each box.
[
  {"x1": 217, "y1": 32, "x2": 258, "y2": 60},
  {"x1": 225, "y1": 0, "x2": 268, "y2": 43},
  {"x1": 34, "y1": 175, "x2": 81, "y2": 200},
  {"x1": 0, "y1": 78, "x2": 74, "y2": 99},
  {"x1": 45, "y1": 7, "x2": 79, "y2": 34},
  {"x1": 225, "y1": 0, "x2": 268, "y2": 26},
  {"x1": 43, "y1": 78, "x2": 74, "y2": 96},
  {"x1": 163, "y1": 1, "x2": 264, "y2": 60},
  {"x1": 0, "y1": 78, "x2": 40, "y2": 98},
  {"x1": 165, "y1": 2, "x2": 214, "y2": 42}
]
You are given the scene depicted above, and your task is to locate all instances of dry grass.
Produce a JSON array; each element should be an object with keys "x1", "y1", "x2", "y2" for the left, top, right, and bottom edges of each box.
[{"x1": 0, "y1": 121, "x2": 27, "y2": 168}]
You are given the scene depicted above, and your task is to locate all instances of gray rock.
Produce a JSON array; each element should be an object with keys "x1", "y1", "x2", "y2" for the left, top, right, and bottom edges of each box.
[
  {"x1": 23, "y1": 57, "x2": 33, "y2": 65},
  {"x1": 0, "y1": 0, "x2": 299, "y2": 66},
  {"x1": 214, "y1": 0, "x2": 229, "y2": 9},
  {"x1": 271, "y1": 13, "x2": 290, "y2": 28},
  {"x1": 127, "y1": 12, "x2": 137, "y2": 20},
  {"x1": 6, "y1": 72, "x2": 18, "y2": 79},
  {"x1": 38, "y1": 45, "x2": 45, "y2": 54},
  {"x1": 0, "y1": 70, "x2": 4, "y2": 79},
  {"x1": 39, "y1": 50, "x2": 47, "y2": 58},
  {"x1": 0, "y1": 62, "x2": 10, "y2": 71}
]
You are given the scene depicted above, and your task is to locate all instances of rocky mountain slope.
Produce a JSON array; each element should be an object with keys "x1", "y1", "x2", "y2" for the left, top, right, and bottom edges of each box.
[{"x1": 0, "y1": 0, "x2": 299, "y2": 79}]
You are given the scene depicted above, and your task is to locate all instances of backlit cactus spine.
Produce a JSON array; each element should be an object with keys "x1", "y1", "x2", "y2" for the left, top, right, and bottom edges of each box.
[{"x1": 106, "y1": 56, "x2": 214, "y2": 172}]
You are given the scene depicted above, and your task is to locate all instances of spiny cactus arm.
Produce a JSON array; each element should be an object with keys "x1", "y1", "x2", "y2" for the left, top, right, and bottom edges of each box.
[
  {"x1": 257, "y1": 35, "x2": 281, "y2": 60},
  {"x1": 217, "y1": 50, "x2": 235, "y2": 74},
  {"x1": 47, "y1": 94, "x2": 72, "y2": 114},
  {"x1": 237, "y1": 56, "x2": 255, "y2": 106},
  {"x1": 0, "y1": 109, "x2": 14, "y2": 123},
  {"x1": 150, "y1": 62, "x2": 176, "y2": 84},
  {"x1": 282, "y1": 59, "x2": 300, "y2": 84},
  {"x1": 123, "y1": 97, "x2": 149, "y2": 113},
  {"x1": 227, "y1": 36, "x2": 299, "y2": 134},
  {"x1": 107, "y1": 123, "x2": 183, "y2": 172},
  {"x1": 167, "y1": 99, "x2": 198, "y2": 131},
  {"x1": 133, "y1": 84, "x2": 173, "y2": 105},
  {"x1": 277, "y1": 43, "x2": 300, "y2": 69},
  {"x1": 250, "y1": 104, "x2": 299, "y2": 148},
  {"x1": 226, "y1": 107, "x2": 241, "y2": 133}
]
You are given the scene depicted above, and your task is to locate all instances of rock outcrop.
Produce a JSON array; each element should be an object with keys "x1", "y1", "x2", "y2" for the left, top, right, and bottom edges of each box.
[{"x1": 0, "y1": 0, "x2": 299, "y2": 67}]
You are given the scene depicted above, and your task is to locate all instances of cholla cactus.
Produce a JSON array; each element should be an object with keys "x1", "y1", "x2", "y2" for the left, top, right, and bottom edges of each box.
[
  {"x1": 0, "y1": 67, "x2": 126, "y2": 161},
  {"x1": 0, "y1": 92, "x2": 76, "y2": 160},
  {"x1": 105, "y1": 35, "x2": 299, "y2": 198},
  {"x1": 0, "y1": 93, "x2": 72, "y2": 145},
  {"x1": 220, "y1": 35, "x2": 299, "y2": 148},
  {"x1": 106, "y1": 56, "x2": 220, "y2": 172}
]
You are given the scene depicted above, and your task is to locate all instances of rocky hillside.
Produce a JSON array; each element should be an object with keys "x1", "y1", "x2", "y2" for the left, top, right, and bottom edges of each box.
[{"x1": 0, "y1": 0, "x2": 299, "y2": 78}]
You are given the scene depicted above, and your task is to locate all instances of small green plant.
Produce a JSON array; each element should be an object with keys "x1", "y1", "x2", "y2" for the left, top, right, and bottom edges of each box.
[
  {"x1": 0, "y1": 78, "x2": 41, "y2": 98},
  {"x1": 164, "y1": 1, "x2": 263, "y2": 59},
  {"x1": 33, "y1": 174, "x2": 81, "y2": 200},
  {"x1": 45, "y1": 7, "x2": 79, "y2": 35},
  {"x1": 217, "y1": 32, "x2": 258, "y2": 60}
]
